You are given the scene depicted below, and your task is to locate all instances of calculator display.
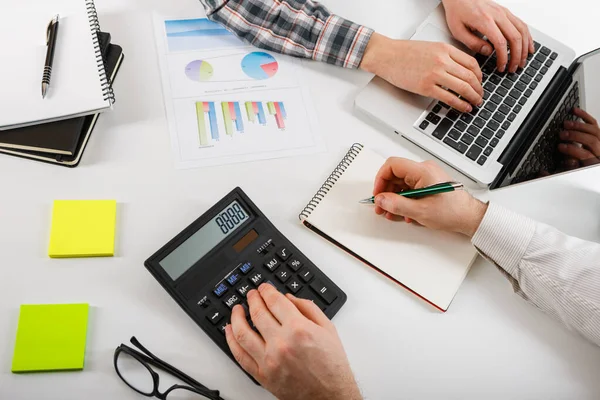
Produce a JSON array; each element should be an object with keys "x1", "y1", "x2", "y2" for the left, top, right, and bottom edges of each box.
[{"x1": 159, "y1": 201, "x2": 250, "y2": 280}]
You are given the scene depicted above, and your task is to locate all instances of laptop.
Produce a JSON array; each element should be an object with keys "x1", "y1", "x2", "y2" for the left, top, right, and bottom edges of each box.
[{"x1": 355, "y1": 4, "x2": 600, "y2": 189}]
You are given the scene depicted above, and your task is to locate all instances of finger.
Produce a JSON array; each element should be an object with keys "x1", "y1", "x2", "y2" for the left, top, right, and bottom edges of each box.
[
  {"x1": 582, "y1": 157, "x2": 600, "y2": 167},
  {"x1": 562, "y1": 157, "x2": 580, "y2": 170},
  {"x1": 506, "y1": 12, "x2": 530, "y2": 68},
  {"x1": 450, "y1": 23, "x2": 493, "y2": 57},
  {"x1": 229, "y1": 304, "x2": 265, "y2": 362},
  {"x1": 258, "y1": 283, "x2": 302, "y2": 325},
  {"x1": 573, "y1": 108, "x2": 598, "y2": 126},
  {"x1": 247, "y1": 289, "x2": 281, "y2": 338},
  {"x1": 225, "y1": 324, "x2": 260, "y2": 377},
  {"x1": 430, "y1": 86, "x2": 472, "y2": 113},
  {"x1": 385, "y1": 212, "x2": 405, "y2": 222},
  {"x1": 495, "y1": 14, "x2": 522, "y2": 73},
  {"x1": 286, "y1": 293, "x2": 333, "y2": 330},
  {"x1": 449, "y1": 47, "x2": 483, "y2": 83},
  {"x1": 564, "y1": 120, "x2": 600, "y2": 136},
  {"x1": 373, "y1": 158, "x2": 426, "y2": 194},
  {"x1": 437, "y1": 72, "x2": 482, "y2": 106},
  {"x1": 474, "y1": 18, "x2": 507, "y2": 72},
  {"x1": 560, "y1": 131, "x2": 600, "y2": 154},
  {"x1": 373, "y1": 175, "x2": 408, "y2": 196},
  {"x1": 448, "y1": 48, "x2": 483, "y2": 89},
  {"x1": 375, "y1": 192, "x2": 422, "y2": 220},
  {"x1": 558, "y1": 143, "x2": 596, "y2": 161}
]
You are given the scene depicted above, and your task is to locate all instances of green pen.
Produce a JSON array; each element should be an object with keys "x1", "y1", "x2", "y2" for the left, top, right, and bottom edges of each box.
[{"x1": 358, "y1": 181, "x2": 464, "y2": 204}]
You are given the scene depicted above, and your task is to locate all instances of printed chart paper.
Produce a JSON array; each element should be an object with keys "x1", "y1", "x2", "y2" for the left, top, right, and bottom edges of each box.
[{"x1": 155, "y1": 15, "x2": 324, "y2": 168}]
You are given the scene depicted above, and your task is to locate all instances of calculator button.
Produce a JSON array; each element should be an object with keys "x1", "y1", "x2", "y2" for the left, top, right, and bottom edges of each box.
[
  {"x1": 226, "y1": 271, "x2": 242, "y2": 286},
  {"x1": 264, "y1": 255, "x2": 280, "y2": 272},
  {"x1": 276, "y1": 269, "x2": 291, "y2": 283},
  {"x1": 207, "y1": 308, "x2": 223, "y2": 325},
  {"x1": 287, "y1": 257, "x2": 303, "y2": 272},
  {"x1": 236, "y1": 281, "x2": 252, "y2": 298},
  {"x1": 239, "y1": 261, "x2": 254, "y2": 275},
  {"x1": 296, "y1": 290, "x2": 327, "y2": 311},
  {"x1": 218, "y1": 321, "x2": 228, "y2": 335},
  {"x1": 298, "y1": 268, "x2": 314, "y2": 283},
  {"x1": 223, "y1": 293, "x2": 241, "y2": 309},
  {"x1": 249, "y1": 272, "x2": 265, "y2": 286},
  {"x1": 197, "y1": 295, "x2": 210, "y2": 308},
  {"x1": 276, "y1": 247, "x2": 292, "y2": 261},
  {"x1": 213, "y1": 283, "x2": 228, "y2": 298},
  {"x1": 286, "y1": 279, "x2": 303, "y2": 294},
  {"x1": 310, "y1": 280, "x2": 338, "y2": 305}
]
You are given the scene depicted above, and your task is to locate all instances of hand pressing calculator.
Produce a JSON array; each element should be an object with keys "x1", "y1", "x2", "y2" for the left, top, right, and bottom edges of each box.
[{"x1": 144, "y1": 188, "x2": 347, "y2": 382}]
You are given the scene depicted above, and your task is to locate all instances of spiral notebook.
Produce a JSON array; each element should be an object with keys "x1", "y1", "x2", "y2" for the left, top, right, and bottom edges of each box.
[
  {"x1": 0, "y1": 0, "x2": 114, "y2": 130},
  {"x1": 299, "y1": 144, "x2": 477, "y2": 311}
]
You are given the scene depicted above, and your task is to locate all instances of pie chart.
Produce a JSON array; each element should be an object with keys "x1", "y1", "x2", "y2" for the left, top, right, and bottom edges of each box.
[
  {"x1": 241, "y1": 52, "x2": 279, "y2": 80},
  {"x1": 185, "y1": 60, "x2": 214, "y2": 82}
]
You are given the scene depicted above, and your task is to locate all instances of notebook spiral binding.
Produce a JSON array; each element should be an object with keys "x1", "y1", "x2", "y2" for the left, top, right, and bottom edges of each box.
[
  {"x1": 299, "y1": 143, "x2": 364, "y2": 221},
  {"x1": 86, "y1": 0, "x2": 115, "y2": 104}
]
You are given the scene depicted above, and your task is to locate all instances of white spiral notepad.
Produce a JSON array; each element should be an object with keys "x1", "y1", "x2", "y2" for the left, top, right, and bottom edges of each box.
[
  {"x1": 0, "y1": 0, "x2": 114, "y2": 130},
  {"x1": 299, "y1": 144, "x2": 477, "y2": 311}
]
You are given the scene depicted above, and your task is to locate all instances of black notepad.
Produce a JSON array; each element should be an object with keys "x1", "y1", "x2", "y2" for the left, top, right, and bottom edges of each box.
[
  {"x1": 0, "y1": 33, "x2": 112, "y2": 156},
  {"x1": 0, "y1": 37, "x2": 124, "y2": 167}
]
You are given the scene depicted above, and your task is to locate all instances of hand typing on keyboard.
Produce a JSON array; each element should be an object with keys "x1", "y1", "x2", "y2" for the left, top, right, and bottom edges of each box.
[
  {"x1": 225, "y1": 283, "x2": 361, "y2": 400},
  {"x1": 442, "y1": 0, "x2": 534, "y2": 73},
  {"x1": 361, "y1": 34, "x2": 483, "y2": 113},
  {"x1": 559, "y1": 108, "x2": 600, "y2": 167},
  {"x1": 372, "y1": 158, "x2": 488, "y2": 237}
]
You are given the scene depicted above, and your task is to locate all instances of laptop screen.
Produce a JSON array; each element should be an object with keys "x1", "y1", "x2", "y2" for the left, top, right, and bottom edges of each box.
[{"x1": 498, "y1": 48, "x2": 600, "y2": 188}]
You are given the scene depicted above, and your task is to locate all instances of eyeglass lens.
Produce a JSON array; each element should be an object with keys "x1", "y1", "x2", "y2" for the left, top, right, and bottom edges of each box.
[{"x1": 116, "y1": 351, "x2": 155, "y2": 395}]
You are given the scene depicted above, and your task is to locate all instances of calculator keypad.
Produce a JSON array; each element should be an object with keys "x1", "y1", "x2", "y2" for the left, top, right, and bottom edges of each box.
[{"x1": 200, "y1": 238, "x2": 343, "y2": 336}]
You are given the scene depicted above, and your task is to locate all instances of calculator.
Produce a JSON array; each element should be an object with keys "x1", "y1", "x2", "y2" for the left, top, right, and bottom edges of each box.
[{"x1": 144, "y1": 187, "x2": 347, "y2": 382}]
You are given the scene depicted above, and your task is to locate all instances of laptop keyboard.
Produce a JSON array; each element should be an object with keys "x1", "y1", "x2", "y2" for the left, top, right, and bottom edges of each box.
[
  {"x1": 416, "y1": 41, "x2": 559, "y2": 166},
  {"x1": 511, "y1": 82, "x2": 580, "y2": 184}
]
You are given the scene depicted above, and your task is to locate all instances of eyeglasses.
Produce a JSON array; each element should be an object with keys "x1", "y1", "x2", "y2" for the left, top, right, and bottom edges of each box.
[{"x1": 114, "y1": 336, "x2": 224, "y2": 400}]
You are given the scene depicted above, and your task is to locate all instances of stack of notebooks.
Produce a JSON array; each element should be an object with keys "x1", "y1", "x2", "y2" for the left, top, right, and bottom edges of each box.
[{"x1": 0, "y1": 0, "x2": 125, "y2": 167}]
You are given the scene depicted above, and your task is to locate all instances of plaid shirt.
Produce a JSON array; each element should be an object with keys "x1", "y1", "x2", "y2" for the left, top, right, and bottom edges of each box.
[{"x1": 198, "y1": 0, "x2": 374, "y2": 69}]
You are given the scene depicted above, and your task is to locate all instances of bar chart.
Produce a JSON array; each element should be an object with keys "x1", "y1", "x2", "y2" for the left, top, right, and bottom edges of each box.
[
  {"x1": 195, "y1": 100, "x2": 289, "y2": 147},
  {"x1": 195, "y1": 102, "x2": 219, "y2": 146},
  {"x1": 244, "y1": 101, "x2": 287, "y2": 130}
]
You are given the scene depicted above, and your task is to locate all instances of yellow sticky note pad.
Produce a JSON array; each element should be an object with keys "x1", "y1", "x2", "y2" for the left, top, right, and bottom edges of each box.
[
  {"x1": 12, "y1": 304, "x2": 89, "y2": 373},
  {"x1": 48, "y1": 200, "x2": 117, "y2": 258}
]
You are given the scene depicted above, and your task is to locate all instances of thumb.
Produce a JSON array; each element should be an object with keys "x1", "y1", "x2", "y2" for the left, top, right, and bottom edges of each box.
[
  {"x1": 451, "y1": 23, "x2": 492, "y2": 56},
  {"x1": 374, "y1": 193, "x2": 420, "y2": 218}
]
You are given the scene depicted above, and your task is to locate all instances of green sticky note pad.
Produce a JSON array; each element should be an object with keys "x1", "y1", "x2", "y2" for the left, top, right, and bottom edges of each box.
[{"x1": 11, "y1": 304, "x2": 89, "y2": 373}]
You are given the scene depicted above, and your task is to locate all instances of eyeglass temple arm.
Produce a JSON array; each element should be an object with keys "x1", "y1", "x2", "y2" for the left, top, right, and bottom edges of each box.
[{"x1": 129, "y1": 337, "x2": 219, "y2": 395}]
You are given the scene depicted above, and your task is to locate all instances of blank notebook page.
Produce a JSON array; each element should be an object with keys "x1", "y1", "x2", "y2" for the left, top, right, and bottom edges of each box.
[
  {"x1": 0, "y1": 0, "x2": 110, "y2": 129},
  {"x1": 304, "y1": 147, "x2": 477, "y2": 311}
]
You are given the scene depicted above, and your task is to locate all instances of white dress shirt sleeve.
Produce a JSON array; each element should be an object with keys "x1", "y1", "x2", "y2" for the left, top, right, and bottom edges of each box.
[{"x1": 471, "y1": 202, "x2": 600, "y2": 346}]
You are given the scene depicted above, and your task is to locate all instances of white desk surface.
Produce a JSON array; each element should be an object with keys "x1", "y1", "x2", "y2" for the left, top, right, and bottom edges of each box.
[{"x1": 1, "y1": 0, "x2": 599, "y2": 399}]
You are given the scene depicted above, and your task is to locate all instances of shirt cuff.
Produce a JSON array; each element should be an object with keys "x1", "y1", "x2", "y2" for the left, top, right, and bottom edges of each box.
[
  {"x1": 471, "y1": 203, "x2": 537, "y2": 278},
  {"x1": 313, "y1": 15, "x2": 374, "y2": 69}
]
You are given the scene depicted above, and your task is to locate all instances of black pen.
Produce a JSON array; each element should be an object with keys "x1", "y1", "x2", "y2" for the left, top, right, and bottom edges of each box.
[{"x1": 42, "y1": 14, "x2": 60, "y2": 99}]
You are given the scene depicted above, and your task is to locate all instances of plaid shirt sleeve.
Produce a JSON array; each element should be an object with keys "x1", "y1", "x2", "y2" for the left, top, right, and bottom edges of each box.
[{"x1": 198, "y1": 0, "x2": 374, "y2": 69}]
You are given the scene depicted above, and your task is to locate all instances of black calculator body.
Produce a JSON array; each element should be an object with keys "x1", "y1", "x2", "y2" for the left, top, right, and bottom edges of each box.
[{"x1": 144, "y1": 187, "x2": 347, "y2": 383}]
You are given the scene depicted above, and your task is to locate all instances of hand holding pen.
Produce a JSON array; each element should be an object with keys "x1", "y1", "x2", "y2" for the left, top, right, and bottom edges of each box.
[
  {"x1": 359, "y1": 181, "x2": 464, "y2": 203},
  {"x1": 370, "y1": 158, "x2": 488, "y2": 238}
]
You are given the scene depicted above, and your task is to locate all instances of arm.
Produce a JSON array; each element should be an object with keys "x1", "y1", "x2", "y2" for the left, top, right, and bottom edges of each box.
[
  {"x1": 197, "y1": 0, "x2": 485, "y2": 112},
  {"x1": 198, "y1": 0, "x2": 372, "y2": 68},
  {"x1": 472, "y1": 203, "x2": 600, "y2": 346},
  {"x1": 372, "y1": 158, "x2": 600, "y2": 346}
]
